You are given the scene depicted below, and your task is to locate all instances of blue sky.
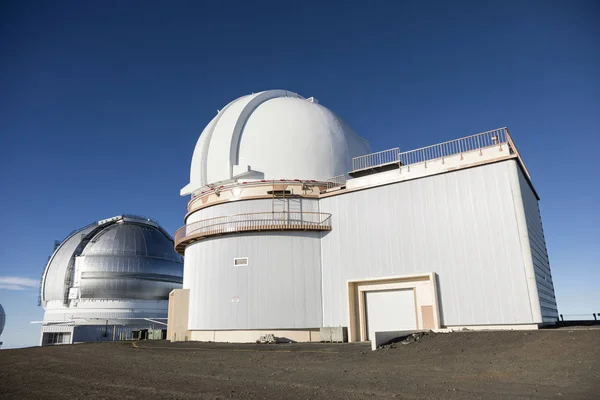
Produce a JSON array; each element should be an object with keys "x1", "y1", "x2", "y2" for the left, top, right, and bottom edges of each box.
[{"x1": 0, "y1": 1, "x2": 598, "y2": 348}]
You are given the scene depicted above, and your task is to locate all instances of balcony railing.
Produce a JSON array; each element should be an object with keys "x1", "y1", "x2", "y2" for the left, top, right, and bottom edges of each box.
[
  {"x1": 399, "y1": 127, "x2": 510, "y2": 166},
  {"x1": 174, "y1": 212, "x2": 332, "y2": 253},
  {"x1": 349, "y1": 127, "x2": 529, "y2": 179},
  {"x1": 352, "y1": 148, "x2": 400, "y2": 172},
  {"x1": 326, "y1": 174, "x2": 346, "y2": 189}
]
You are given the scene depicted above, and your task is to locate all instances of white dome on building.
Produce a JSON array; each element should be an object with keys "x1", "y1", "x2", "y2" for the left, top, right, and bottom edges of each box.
[{"x1": 181, "y1": 90, "x2": 370, "y2": 195}]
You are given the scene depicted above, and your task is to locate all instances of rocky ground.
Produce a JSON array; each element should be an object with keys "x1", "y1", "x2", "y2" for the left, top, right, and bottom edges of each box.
[{"x1": 1, "y1": 330, "x2": 599, "y2": 399}]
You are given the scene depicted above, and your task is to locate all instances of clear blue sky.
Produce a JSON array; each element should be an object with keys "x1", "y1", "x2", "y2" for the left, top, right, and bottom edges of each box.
[{"x1": 0, "y1": 1, "x2": 598, "y2": 348}]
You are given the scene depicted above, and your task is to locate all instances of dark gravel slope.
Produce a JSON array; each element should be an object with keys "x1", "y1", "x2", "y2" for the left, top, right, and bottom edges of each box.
[{"x1": 1, "y1": 330, "x2": 598, "y2": 399}]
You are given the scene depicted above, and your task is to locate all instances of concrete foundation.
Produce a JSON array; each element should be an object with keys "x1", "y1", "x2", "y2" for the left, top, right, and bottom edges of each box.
[{"x1": 189, "y1": 329, "x2": 321, "y2": 343}]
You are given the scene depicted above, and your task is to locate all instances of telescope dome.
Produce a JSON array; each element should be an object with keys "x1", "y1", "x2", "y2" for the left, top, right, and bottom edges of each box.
[
  {"x1": 0, "y1": 303, "x2": 5, "y2": 337},
  {"x1": 40, "y1": 215, "x2": 183, "y2": 307},
  {"x1": 181, "y1": 89, "x2": 370, "y2": 195}
]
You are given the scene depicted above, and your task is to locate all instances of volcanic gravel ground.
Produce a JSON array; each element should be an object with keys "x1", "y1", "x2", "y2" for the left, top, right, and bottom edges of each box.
[{"x1": 1, "y1": 330, "x2": 599, "y2": 399}]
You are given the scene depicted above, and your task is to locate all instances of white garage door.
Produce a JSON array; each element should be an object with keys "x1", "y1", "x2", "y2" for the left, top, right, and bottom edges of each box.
[{"x1": 365, "y1": 289, "x2": 417, "y2": 339}]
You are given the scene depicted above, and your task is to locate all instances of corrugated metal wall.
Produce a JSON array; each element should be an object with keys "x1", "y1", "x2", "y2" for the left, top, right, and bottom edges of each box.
[
  {"x1": 320, "y1": 160, "x2": 535, "y2": 327},
  {"x1": 516, "y1": 168, "x2": 559, "y2": 322},
  {"x1": 185, "y1": 231, "x2": 322, "y2": 330}
]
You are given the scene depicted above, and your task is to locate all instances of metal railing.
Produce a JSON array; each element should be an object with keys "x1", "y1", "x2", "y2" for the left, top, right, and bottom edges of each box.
[
  {"x1": 352, "y1": 148, "x2": 400, "y2": 172},
  {"x1": 326, "y1": 175, "x2": 346, "y2": 189},
  {"x1": 190, "y1": 179, "x2": 330, "y2": 200},
  {"x1": 559, "y1": 313, "x2": 600, "y2": 322},
  {"x1": 175, "y1": 212, "x2": 332, "y2": 245},
  {"x1": 399, "y1": 127, "x2": 510, "y2": 167},
  {"x1": 187, "y1": 179, "x2": 331, "y2": 212},
  {"x1": 348, "y1": 128, "x2": 528, "y2": 177}
]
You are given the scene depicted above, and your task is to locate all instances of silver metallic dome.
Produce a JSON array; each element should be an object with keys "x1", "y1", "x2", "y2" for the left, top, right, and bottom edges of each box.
[
  {"x1": 0, "y1": 303, "x2": 5, "y2": 337},
  {"x1": 40, "y1": 215, "x2": 183, "y2": 306}
]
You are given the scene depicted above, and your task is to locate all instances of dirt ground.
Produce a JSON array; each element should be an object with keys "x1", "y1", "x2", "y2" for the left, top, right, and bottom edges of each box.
[{"x1": 1, "y1": 330, "x2": 599, "y2": 399}]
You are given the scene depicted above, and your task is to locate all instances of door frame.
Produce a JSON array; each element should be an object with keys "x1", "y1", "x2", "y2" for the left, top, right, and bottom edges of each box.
[{"x1": 347, "y1": 272, "x2": 440, "y2": 342}]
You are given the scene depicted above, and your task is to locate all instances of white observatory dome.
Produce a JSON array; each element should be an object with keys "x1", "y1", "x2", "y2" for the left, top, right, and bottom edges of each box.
[{"x1": 181, "y1": 90, "x2": 370, "y2": 195}]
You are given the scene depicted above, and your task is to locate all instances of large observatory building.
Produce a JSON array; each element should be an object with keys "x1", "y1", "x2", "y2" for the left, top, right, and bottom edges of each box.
[
  {"x1": 39, "y1": 215, "x2": 183, "y2": 345},
  {"x1": 168, "y1": 90, "x2": 558, "y2": 343}
]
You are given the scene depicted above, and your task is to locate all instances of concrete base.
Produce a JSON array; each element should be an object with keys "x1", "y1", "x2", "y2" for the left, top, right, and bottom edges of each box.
[
  {"x1": 436, "y1": 324, "x2": 540, "y2": 332},
  {"x1": 189, "y1": 329, "x2": 321, "y2": 343},
  {"x1": 320, "y1": 327, "x2": 348, "y2": 342}
]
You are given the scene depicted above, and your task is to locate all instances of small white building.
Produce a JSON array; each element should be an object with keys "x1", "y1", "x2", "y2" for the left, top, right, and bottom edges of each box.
[
  {"x1": 39, "y1": 215, "x2": 183, "y2": 345},
  {"x1": 169, "y1": 90, "x2": 558, "y2": 343}
]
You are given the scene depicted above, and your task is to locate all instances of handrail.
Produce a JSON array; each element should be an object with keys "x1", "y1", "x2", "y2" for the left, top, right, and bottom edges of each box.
[
  {"x1": 175, "y1": 212, "x2": 333, "y2": 247},
  {"x1": 187, "y1": 179, "x2": 331, "y2": 213},
  {"x1": 326, "y1": 175, "x2": 346, "y2": 189},
  {"x1": 398, "y1": 127, "x2": 509, "y2": 167},
  {"x1": 349, "y1": 128, "x2": 521, "y2": 175},
  {"x1": 352, "y1": 147, "x2": 400, "y2": 172},
  {"x1": 191, "y1": 179, "x2": 329, "y2": 199}
]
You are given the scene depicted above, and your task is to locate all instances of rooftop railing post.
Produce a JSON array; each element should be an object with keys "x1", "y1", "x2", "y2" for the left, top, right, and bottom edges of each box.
[
  {"x1": 441, "y1": 143, "x2": 445, "y2": 164},
  {"x1": 491, "y1": 131, "x2": 500, "y2": 150}
]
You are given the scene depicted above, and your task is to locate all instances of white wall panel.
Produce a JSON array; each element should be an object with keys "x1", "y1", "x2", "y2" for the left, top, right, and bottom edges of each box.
[
  {"x1": 516, "y1": 168, "x2": 558, "y2": 322},
  {"x1": 365, "y1": 289, "x2": 417, "y2": 337},
  {"x1": 185, "y1": 231, "x2": 322, "y2": 330},
  {"x1": 320, "y1": 160, "x2": 534, "y2": 327}
]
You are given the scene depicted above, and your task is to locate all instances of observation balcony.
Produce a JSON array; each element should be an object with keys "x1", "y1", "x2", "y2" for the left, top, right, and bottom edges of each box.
[
  {"x1": 174, "y1": 212, "x2": 332, "y2": 254},
  {"x1": 186, "y1": 180, "x2": 330, "y2": 215}
]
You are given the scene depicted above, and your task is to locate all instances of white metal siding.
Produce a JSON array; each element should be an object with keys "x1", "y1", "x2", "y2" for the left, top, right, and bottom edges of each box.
[
  {"x1": 185, "y1": 231, "x2": 322, "y2": 330},
  {"x1": 516, "y1": 168, "x2": 558, "y2": 322},
  {"x1": 320, "y1": 160, "x2": 534, "y2": 327}
]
